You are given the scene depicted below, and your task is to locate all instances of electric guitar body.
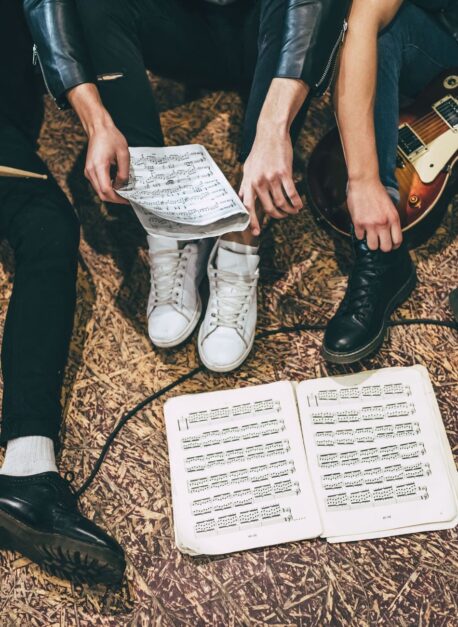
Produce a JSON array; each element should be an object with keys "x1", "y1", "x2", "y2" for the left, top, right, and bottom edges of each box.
[{"x1": 307, "y1": 68, "x2": 458, "y2": 246}]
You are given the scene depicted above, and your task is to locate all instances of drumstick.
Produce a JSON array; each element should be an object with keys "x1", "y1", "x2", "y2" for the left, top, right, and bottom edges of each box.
[{"x1": 0, "y1": 165, "x2": 48, "y2": 180}]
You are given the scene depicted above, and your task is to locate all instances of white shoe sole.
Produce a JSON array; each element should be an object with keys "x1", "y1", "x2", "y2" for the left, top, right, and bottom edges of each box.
[
  {"x1": 197, "y1": 324, "x2": 256, "y2": 373},
  {"x1": 149, "y1": 295, "x2": 202, "y2": 348}
]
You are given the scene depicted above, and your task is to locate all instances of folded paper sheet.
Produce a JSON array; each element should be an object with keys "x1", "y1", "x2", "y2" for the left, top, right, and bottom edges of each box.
[{"x1": 118, "y1": 145, "x2": 250, "y2": 239}]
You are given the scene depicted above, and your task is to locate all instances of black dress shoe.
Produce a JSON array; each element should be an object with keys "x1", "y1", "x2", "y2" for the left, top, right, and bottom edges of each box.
[
  {"x1": 322, "y1": 239, "x2": 416, "y2": 364},
  {"x1": 0, "y1": 472, "x2": 125, "y2": 585}
]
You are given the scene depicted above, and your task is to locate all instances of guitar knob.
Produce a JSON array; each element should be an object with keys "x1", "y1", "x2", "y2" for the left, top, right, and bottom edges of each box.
[
  {"x1": 444, "y1": 75, "x2": 458, "y2": 89},
  {"x1": 408, "y1": 194, "x2": 421, "y2": 208}
]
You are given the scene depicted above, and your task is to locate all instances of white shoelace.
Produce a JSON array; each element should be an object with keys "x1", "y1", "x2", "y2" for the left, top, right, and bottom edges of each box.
[
  {"x1": 150, "y1": 248, "x2": 190, "y2": 309},
  {"x1": 209, "y1": 268, "x2": 256, "y2": 332}
]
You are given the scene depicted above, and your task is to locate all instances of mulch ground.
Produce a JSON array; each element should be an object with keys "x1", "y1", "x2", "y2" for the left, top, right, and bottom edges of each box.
[{"x1": 0, "y1": 78, "x2": 457, "y2": 626}]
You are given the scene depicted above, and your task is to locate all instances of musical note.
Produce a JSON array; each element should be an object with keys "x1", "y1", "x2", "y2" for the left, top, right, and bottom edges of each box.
[{"x1": 117, "y1": 144, "x2": 249, "y2": 239}]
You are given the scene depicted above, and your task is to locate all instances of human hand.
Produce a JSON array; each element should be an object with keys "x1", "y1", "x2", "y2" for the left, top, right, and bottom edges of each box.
[
  {"x1": 85, "y1": 121, "x2": 130, "y2": 204},
  {"x1": 347, "y1": 178, "x2": 402, "y2": 251},
  {"x1": 67, "y1": 82, "x2": 130, "y2": 204},
  {"x1": 239, "y1": 130, "x2": 303, "y2": 236}
]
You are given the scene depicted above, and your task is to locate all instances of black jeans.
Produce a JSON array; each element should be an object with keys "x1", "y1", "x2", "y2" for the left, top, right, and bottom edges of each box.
[
  {"x1": 76, "y1": 0, "x2": 305, "y2": 160},
  {"x1": 0, "y1": 121, "x2": 80, "y2": 445}
]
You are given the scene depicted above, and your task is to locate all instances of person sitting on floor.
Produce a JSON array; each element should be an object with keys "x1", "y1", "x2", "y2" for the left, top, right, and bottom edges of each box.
[
  {"x1": 24, "y1": 0, "x2": 350, "y2": 372},
  {"x1": 0, "y1": 1, "x2": 125, "y2": 585},
  {"x1": 322, "y1": 0, "x2": 458, "y2": 364}
]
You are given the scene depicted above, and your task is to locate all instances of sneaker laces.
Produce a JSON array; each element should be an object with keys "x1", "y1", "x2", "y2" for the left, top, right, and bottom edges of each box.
[
  {"x1": 149, "y1": 248, "x2": 190, "y2": 309},
  {"x1": 209, "y1": 268, "x2": 256, "y2": 333}
]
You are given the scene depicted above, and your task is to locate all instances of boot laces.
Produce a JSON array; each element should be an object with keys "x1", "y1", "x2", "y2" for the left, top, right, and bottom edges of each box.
[
  {"x1": 150, "y1": 248, "x2": 190, "y2": 308},
  {"x1": 340, "y1": 251, "x2": 384, "y2": 319},
  {"x1": 209, "y1": 268, "x2": 256, "y2": 332}
]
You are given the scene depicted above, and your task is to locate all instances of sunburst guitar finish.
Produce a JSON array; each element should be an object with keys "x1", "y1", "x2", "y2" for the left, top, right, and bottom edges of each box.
[{"x1": 306, "y1": 69, "x2": 458, "y2": 243}]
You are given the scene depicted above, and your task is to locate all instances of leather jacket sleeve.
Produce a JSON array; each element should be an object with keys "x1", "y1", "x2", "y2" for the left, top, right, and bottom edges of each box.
[
  {"x1": 274, "y1": 0, "x2": 351, "y2": 94},
  {"x1": 23, "y1": 0, "x2": 94, "y2": 109}
]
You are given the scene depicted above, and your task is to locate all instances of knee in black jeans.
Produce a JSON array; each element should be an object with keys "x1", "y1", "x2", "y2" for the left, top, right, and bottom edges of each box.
[{"x1": 9, "y1": 179, "x2": 80, "y2": 274}]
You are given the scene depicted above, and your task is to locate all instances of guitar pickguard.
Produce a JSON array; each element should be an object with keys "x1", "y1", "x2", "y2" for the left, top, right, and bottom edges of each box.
[
  {"x1": 411, "y1": 128, "x2": 458, "y2": 183},
  {"x1": 401, "y1": 95, "x2": 458, "y2": 184}
]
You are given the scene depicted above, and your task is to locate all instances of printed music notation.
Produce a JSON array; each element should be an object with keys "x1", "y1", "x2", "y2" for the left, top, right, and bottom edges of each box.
[
  {"x1": 185, "y1": 440, "x2": 292, "y2": 472},
  {"x1": 117, "y1": 145, "x2": 249, "y2": 239},
  {"x1": 181, "y1": 418, "x2": 286, "y2": 449},
  {"x1": 299, "y1": 375, "x2": 435, "y2": 516},
  {"x1": 325, "y1": 482, "x2": 429, "y2": 511},
  {"x1": 178, "y1": 398, "x2": 281, "y2": 431},
  {"x1": 166, "y1": 370, "x2": 458, "y2": 552},
  {"x1": 311, "y1": 402, "x2": 415, "y2": 424},
  {"x1": 321, "y1": 462, "x2": 431, "y2": 490},
  {"x1": 191, "y1": 479, "x2": 301, "y2": 517},
  {"x1": 187, "y1": 459, "x2": 296, "y2": 493},
  {"x1": 307, "y1": 383, "x2": 411, "y2": 407},
  {"x1": 194, "y1": 503, "x2": 293, "y2": 536},
  {"x1": 314, "y1": 421, "x2": 420, "y2": 446},
  {"x1": 165, "y1": 384, "x2": 321, "y2": 549}
]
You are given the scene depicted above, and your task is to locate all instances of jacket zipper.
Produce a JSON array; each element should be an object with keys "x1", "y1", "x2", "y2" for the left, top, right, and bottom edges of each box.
[
  {"x1": 315, "y1": 19, "x2": 348, "y2": 92},
  {"x1": 33, "y1": 44, "x2": 60, "y2": 107}
]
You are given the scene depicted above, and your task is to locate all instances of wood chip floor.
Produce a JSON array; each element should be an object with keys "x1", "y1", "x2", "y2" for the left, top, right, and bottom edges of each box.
[{"x1": 0, "y1": 80, "x2": 457, "y2": 626}]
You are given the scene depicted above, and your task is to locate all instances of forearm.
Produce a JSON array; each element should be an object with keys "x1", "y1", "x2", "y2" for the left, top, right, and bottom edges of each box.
[
  {"x1": 334, "y1": 0, "x2": 404, "y2": 183},
  {"x1": 67, "y1": 83, "x2": 115, "y2": 139},
  {"x1": 67, "y1": 83, "x2": 130, "y2": 203},
  {"x1": 256, "y1": 78, "x2": 309, "y2": 139}
]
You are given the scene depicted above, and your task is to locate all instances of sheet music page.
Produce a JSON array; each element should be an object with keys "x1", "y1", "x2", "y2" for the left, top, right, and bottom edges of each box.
[
  {"x1": 296, "y1": 366, "x2": 457, "y2": 540},
  {"x1": 117, "y1": 145, "x2": 249, "y2": 239},
  {"x1": 164, "y1": 381, "x2": 322, "y2": 556}
]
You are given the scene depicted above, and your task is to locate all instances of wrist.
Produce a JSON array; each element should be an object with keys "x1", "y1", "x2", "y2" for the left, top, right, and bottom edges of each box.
[
  {"x1": 67, "y1": 82, "x2": 114, "y2": 138},
  {"x1": 256, "y1": 117, "x2": 290, "y2": 140},
  {"x1": 347, "y1": 171, "x2": 380, "y2": 186},
  {"x1": 85, "y1": 110, "x2": 116, "y2": 138}
]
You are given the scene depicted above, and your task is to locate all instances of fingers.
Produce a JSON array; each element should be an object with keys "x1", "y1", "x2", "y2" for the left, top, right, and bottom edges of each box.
[
  {"x1": 85, "y1": 158, "x2": 130, "y2": 205},
  {"x1": 257, "y1": 187, "x2": 286, "y2": 220},
  {"x1": 365, "y1": 227, "x2": 379, "y2": 251},
  {"x1": 353, "y1": 223, "x2": 366, "y2": 240},
  {"x1": 378, "y1": 210, "x2": 402, "y2": 252},
  {"x1": 96, "y1": 161, "x2": 124, "y2": 204},
  {"x1": 114, "y1": 147, "x2": 130, "y2": 190},
  {"x1": 378, "y1": 227, "x2": 393, "y2": 253},
  {"x1": 240, "y1": 186, "x2": 261, "y2": 236},
  {"x1": 282, "y1": 177, "x2": 303, "y2": 212},
  {"x1": 270, "y1": 179, "x2": 292, "y2": 214},
  {"x1": 391, "y1": 218, "x2": 403, "y2": 249}
]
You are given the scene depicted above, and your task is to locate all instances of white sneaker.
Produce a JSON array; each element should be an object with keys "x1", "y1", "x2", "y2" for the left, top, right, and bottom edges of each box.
[
  {"x1": 147, "y1": 235, "x2": 210, "y2": 347},
  {"x1": 198, "y1": 240, "x2": 259, "y2": 372}
]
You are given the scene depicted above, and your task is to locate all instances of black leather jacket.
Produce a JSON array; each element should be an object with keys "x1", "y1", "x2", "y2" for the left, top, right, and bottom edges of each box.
[{"x1": 23, "y1": 0, "x2": 351, "y2": 109}]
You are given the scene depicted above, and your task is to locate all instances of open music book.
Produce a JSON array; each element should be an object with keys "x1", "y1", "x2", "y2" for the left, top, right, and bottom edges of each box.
[
  {"x1": 164, "y1": 366, "x2": 458, "y2": 555},
  {"x1": 117, "y1": 144, "x2": 249, "y2": 239}
]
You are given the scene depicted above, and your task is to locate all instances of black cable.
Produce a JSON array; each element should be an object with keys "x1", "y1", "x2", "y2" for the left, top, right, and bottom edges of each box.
[{"x1": 74, "y1": 316, "x2": 457, "y2": 498}]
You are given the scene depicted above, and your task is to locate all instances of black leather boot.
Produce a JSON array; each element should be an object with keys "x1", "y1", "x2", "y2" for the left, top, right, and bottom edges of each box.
[
  {"x1": 322, "y1": 239, "x2": 416, "y2": 364},
  {"x1": 0, "y1": 472, "x2": 125, "y2": 585}
]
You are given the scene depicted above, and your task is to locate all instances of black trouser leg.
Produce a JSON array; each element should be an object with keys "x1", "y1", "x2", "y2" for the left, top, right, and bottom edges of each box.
[
  {"x1": 76, "y1": 0, "x2": 256, "y2": 147},
  {"x1": 76, "y1": 0, "x2": 303, "y2": 160},
  {"x1": 0, "y1": 124, "x2": 80, "y2": 445}
]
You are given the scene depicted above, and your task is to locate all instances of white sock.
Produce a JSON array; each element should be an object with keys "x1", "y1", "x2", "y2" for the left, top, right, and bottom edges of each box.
[
  {"x1": 217, "y1": 240, "x2": 259, "y2": 276},
  {"x1": 219, "y1": 239, "x2": 259, "y2": 256},
  {"x1": 0, "y1": 436, "x2": 57, "y2": 476}
]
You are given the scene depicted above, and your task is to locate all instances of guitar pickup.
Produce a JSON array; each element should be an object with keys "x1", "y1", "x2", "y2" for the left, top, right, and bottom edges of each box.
[{"x1": 398, "y1": 124, "x2": 428, "y2": 160}]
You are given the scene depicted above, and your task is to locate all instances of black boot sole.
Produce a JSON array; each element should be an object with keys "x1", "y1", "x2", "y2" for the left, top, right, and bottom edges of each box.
[
  {"x1": 322, "y1": 266, "x2": 417, "y2": 365},
  {"x1": 0, "y1": 508, "x2": 125, "y2": 586}
]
